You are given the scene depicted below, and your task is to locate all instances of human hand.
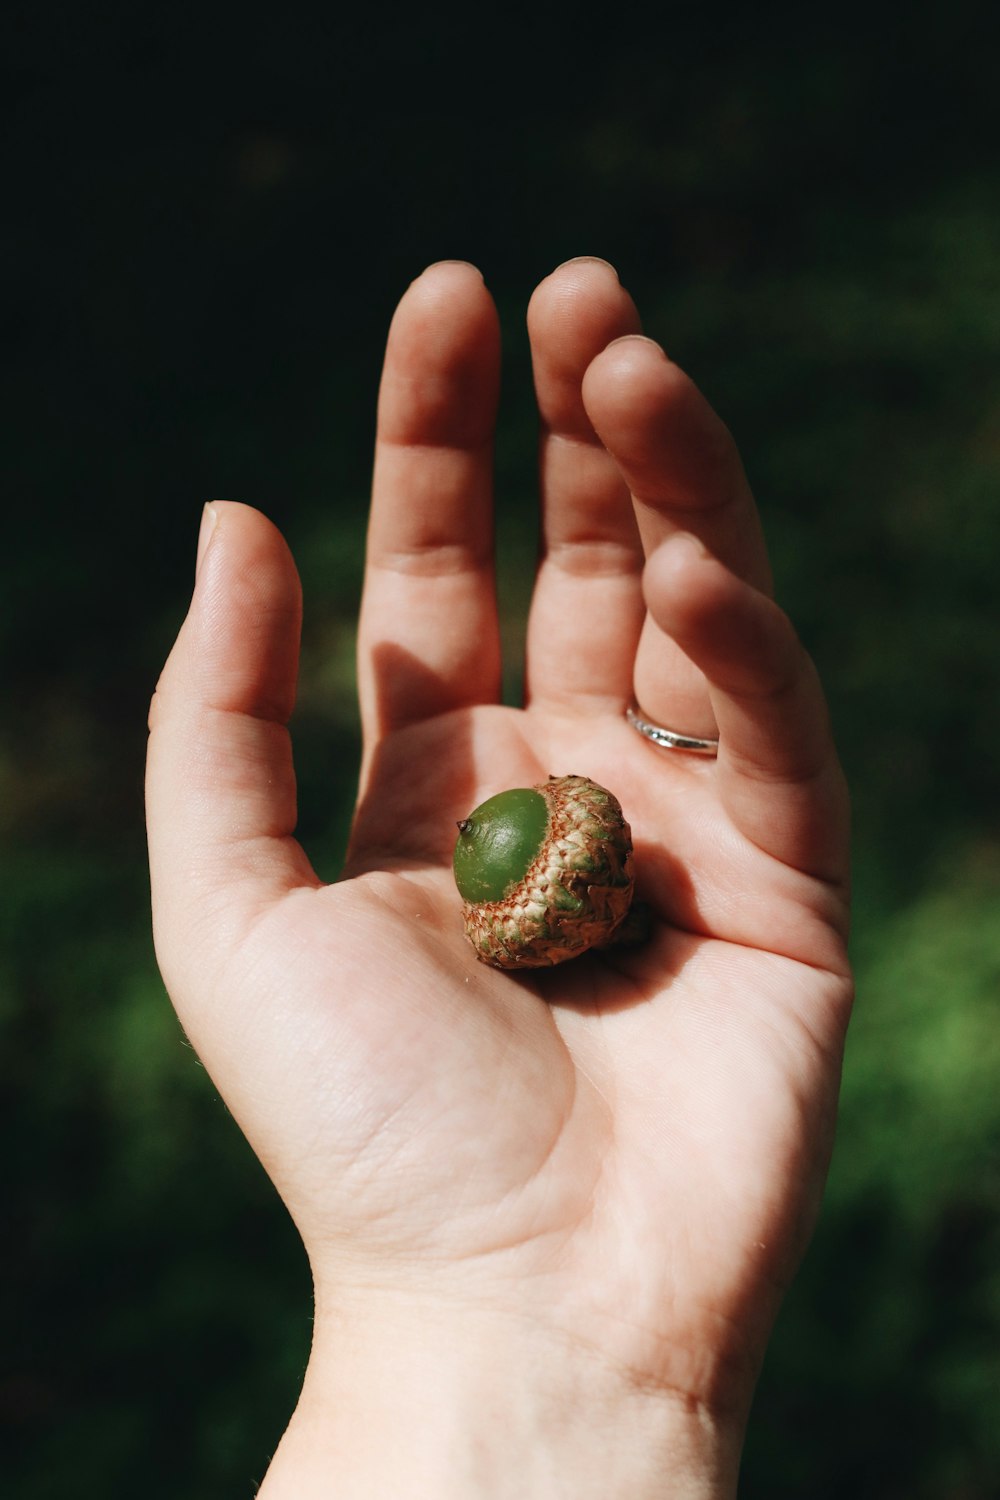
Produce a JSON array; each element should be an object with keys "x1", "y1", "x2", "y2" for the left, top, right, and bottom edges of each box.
[{"x1": 146, "y1": 258, "x2": 851, "y2": 1498}]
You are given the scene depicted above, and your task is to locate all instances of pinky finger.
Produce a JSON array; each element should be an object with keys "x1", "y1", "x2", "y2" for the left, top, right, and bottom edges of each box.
[{"x1": 643, "y1": 534, "x2": 850, "y2": 884}]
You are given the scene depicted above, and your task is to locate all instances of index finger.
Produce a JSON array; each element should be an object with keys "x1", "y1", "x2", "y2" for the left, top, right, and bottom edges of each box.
[{"x1": 357, "y1": 261, "x2": 503, "y2": 762}]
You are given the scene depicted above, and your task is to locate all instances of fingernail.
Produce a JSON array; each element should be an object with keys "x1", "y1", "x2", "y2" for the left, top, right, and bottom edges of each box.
[
  {"x1": 196, "y1": 502, "x2": 218, "y2": 579},
  {"x1": 669, "y1": 531, "x2": 711, "y2": 561},
  {"x1": 419, "y1": 260, "x2": 485, "y2": 281},
  {"x1": 554, "y1": 255, "x2": 619, "y2": 278},
  {"x1": 603, "y1": 333, "x2": 667, "y2": 357}
]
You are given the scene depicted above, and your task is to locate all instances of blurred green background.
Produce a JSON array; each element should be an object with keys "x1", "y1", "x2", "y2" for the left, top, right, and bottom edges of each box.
[{"x1": 4, "y1": 2, "x2": 1000, "y2": 1494}]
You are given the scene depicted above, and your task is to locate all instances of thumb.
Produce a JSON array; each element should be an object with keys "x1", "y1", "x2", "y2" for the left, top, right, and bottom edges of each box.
[{"x1": 146, "y1": 501, "x2": 318, "y2": 1001}]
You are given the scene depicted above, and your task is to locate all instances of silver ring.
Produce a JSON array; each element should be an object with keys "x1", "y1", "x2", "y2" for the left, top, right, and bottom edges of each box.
[{"x1": 626, "y1": 703, "x2": 719, "y2": 757}]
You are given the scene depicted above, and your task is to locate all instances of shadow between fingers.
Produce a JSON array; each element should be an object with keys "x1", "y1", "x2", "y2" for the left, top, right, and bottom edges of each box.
[{"x1": 346, "y1": 641, "x2": 483, "y2": 874}]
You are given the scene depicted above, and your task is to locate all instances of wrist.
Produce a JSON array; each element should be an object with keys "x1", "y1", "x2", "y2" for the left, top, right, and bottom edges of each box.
[{"x1": 258, "y1": 1289, "x2": 745, "y2": 1499}]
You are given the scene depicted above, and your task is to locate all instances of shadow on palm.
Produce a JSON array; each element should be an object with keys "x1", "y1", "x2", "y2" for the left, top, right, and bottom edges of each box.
[
  {"x1": 344, "y1": 641, "x2": 701, "y2": 992},
  {"x1": 343, "y1": 644, "x2": 827, "y2": 1002}
]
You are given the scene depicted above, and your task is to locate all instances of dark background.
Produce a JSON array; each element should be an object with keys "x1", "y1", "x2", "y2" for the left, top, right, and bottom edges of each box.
[{"x1": 4, "y1": 2, "x2": 1000, "y2": 1494}]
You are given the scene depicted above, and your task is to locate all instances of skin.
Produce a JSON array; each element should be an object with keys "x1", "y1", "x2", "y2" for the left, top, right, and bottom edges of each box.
[{"x1": 146, "y1": 257, "x2": 852, "y2": 1498}]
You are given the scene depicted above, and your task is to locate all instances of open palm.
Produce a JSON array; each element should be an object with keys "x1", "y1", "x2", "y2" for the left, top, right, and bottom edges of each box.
[{"x1": 147, "y1": 259, "x2": 851, "y2": 1427}]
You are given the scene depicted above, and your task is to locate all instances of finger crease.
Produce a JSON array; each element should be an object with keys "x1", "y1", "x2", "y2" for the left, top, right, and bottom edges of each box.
[
  {"x1": 631, "y1": 489, "x2": 737, "y2": 518},
  {"x1": 377, "y1": 434, "x2": 494, "y2": 459},
  {"x1": 545, "y1": 427, "x2": 606, "y2": 453},
  {"x1": 544, "y1": 538, "x2": 643, "y2": 578},
  {"x1": 370, "y1": 544, "x2": 493, "y2": 578},
  {"x1": 722, "y1": 749, "x2": 831, "y2": 789}
]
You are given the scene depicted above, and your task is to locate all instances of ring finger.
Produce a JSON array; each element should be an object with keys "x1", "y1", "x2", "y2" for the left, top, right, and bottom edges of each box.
[{"x1": 582, "y1": 335, "x2": 773, "y2": 739}]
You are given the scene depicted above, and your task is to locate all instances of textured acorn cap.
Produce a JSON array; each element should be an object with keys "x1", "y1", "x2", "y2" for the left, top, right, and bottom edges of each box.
[{"x1": 454, "y1": 774, "x2": 634, "y2": 969}]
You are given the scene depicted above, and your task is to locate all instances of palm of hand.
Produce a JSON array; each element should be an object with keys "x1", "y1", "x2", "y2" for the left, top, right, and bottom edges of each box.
[{"x1": 228, "y1": 699, "x2": 848, "y2": 1396}]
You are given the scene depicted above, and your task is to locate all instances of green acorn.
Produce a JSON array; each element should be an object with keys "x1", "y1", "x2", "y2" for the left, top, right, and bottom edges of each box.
[{"x1": 453, "y1": 774, "x2": 635, "y2": 969}]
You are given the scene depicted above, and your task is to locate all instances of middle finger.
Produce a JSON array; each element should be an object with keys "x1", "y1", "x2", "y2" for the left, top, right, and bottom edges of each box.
[{"x1": 523, "y1": 258, "x2": 647, "y2": 717}]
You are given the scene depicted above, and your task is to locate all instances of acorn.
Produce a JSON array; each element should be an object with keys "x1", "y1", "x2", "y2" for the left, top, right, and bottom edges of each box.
[{"x1": 453, "y1": 774, "x2": 635, "y2": 969}]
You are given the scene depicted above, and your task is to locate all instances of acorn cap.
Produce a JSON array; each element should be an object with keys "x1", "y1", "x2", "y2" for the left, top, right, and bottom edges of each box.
[{"x1": 453, "y1": 774, "x2": 634, "y2": 969}]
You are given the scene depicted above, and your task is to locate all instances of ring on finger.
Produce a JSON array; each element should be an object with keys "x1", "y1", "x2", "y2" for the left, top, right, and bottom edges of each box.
[{"x1": 625, "y1": 701, "x2": 720, "y2": 757}]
